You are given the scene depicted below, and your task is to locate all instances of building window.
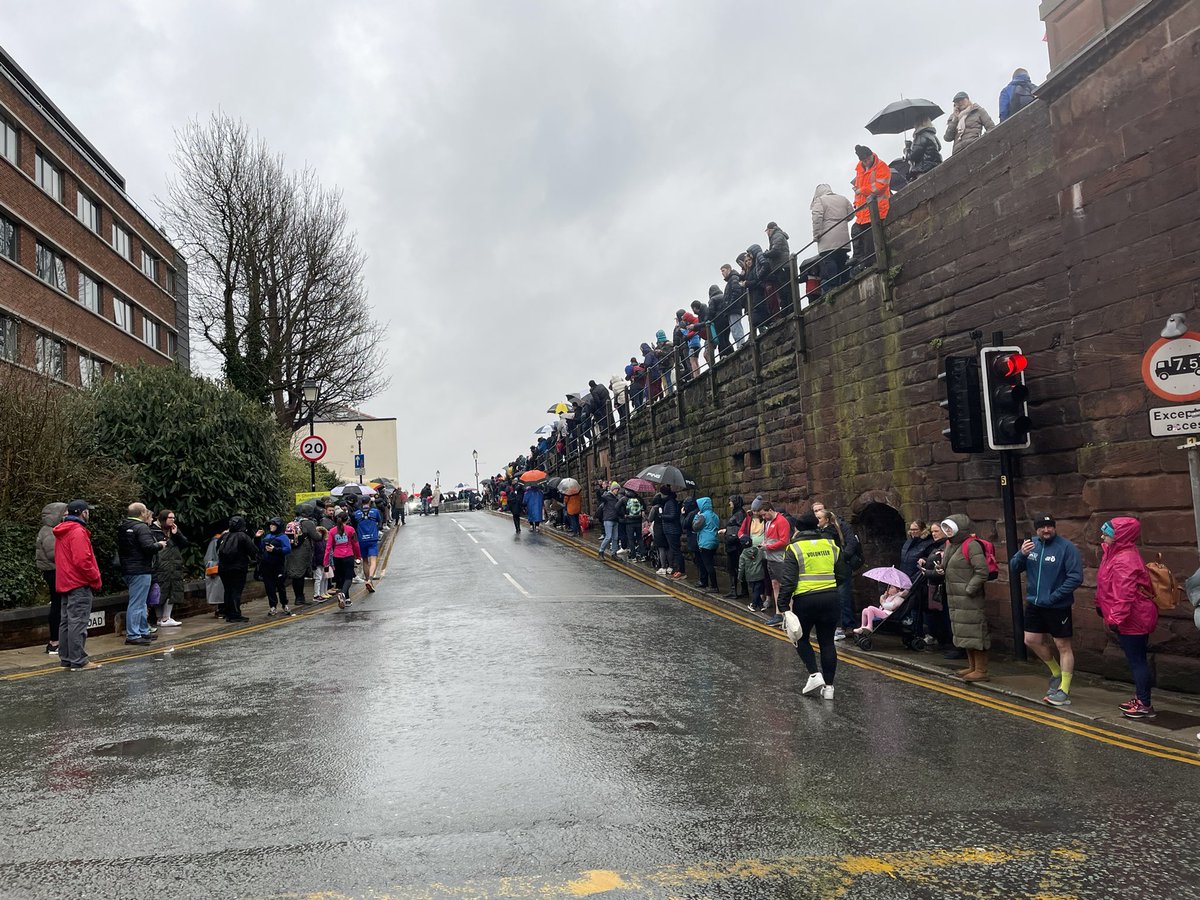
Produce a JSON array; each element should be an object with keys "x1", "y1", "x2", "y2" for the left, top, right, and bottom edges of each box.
[
  {"x1": 35, "y1": 150, "x2": 61, "y2": 202},
  {"x1": 140, "y1": 248, "x2": 158, "y2": 281},
  {"x1": 77, "y1": 191, "x2": 100, "y2": 233},
  {"x1": 79, "y1": 352, "x2": 103, "y2": 387},
  {"x1": 35, "y1": 334, "x2": 65, "y2": 379},
  {"x1": 78, "y1": 271, "x2": 101, "y2": 313},
  {"x1": 0, "y1": 316, "x2": 17, "y2": 363},
  {"x1": 35, "y1": 242, "x2": 67, "y2": 291},
  {"x1": 1, "y1": 117, "x2": 16, "y2": 165},
  {"x1": 0, "y1": 214, "x2": 15, "y2": 261},
  {"x1": 113, "y1": 295, "x2": 133, "y2": 333},
  {"x1": 166, "y1": 331, "x2": 177, "y2": 360},
  {"x1": 142, "y1": 316, "x2": 159, "y2": 349},
  {"x1": 166, "y1": 268, "x2": 176, "y2": 295},
  {"x1": 111, "y1": 222, "x2": 130, "y2": 259}
]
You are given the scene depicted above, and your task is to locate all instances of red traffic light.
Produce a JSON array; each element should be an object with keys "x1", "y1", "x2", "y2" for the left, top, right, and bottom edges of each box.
[{"x1": 991, "y1": 352, "x2": 1028, "y2": 379}]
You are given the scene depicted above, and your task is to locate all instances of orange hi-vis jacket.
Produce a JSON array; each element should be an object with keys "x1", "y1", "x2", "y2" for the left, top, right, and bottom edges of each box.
[{"x1": 854, "y1": 155, "x2": 892, "y2": 224}]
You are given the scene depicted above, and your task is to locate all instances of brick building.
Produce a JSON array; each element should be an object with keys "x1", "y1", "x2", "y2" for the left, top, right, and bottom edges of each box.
[
  {"x1": 0, "y1": 44, "x2": 187, "y2": 387},
  {"x1": 555, "y1": 0, "x2": 1200, "y2": 685}
]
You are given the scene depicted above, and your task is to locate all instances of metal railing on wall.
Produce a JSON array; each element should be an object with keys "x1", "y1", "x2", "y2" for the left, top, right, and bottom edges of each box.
[{"x1": 519, "y1": 197, "x2": 891, "y2": 496}]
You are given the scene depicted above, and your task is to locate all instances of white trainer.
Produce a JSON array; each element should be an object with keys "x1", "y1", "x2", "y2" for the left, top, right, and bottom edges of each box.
[
  {"x1": 656, "y1": 568, "x2": 667, "y2": 576},
  {"x1": 821, "y1": 685, "x2": 835, "y2": 701},
  {"x1": 802, "y1": 673, "x2": 825, "y2": 695}
]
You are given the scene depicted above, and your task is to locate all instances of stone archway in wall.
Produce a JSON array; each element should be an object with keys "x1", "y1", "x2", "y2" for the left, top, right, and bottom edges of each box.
[{"x1": 849, "y1": 490, "x2": 908, "y2": 574}]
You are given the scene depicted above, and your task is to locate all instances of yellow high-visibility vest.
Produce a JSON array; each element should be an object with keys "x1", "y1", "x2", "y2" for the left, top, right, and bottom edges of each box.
[{"x1": 787, "y1": 536, "x2": 840, "y2": 595}]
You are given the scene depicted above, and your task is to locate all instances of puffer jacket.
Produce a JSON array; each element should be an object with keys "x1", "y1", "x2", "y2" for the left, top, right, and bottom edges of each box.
[
  {"x1": 810, "y1": 184, "x2": 854, "y2": 252},
  {"x1": 609, "y1": 373, "x2": 629, "y2": 406},
  {"x1": 764, "y1": 228, "x2": 791, "y2": 278},
  {"x1": 723, "y1": 268, "x2": 745, "y2": 316},
  {"x1": 681, "y1": 499, "x2": 700, "y2": 552},
  {"x1": 597, "y1": 490, "x2": 621, "y2": 523},
  {"x1": 942, "y1": 514, "x2": 991, "y2": 650},
  {"x1": 36, "y1": 502, "x2": 67, "y2": 571},
  {"x1": 695, "y1": 497, "x2": 720, "y2": 550},
  {"x1": 907, "y1": 126, "x2": 942, "y2": 175},
  {"x1": 116, "y1": 517, "x2": 162, "y2": 576},
  {"x1": 1095, "y1": 517, "x2": 1158, "y2": 635},
  {"x1": 899, "y1": 534, "x2": 934, "y2": 580},
  {"x1": 724, "y1": 495, "x2": 746, "y2": 552},
  {"x1": 707, "y1": 284, "x2": 724, "y2": 316},
  {"x1": 944, "y1": 103, "x2": 995, "y2": 153}
]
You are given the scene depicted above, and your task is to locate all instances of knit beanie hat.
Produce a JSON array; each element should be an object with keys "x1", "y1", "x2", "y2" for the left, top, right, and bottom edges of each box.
[
  {"x1": 939, "y1": 518, "x2": 960, "y2": 538},
  {"x1": 656, "y1": 329, "x2": 667, "y2": 342},
  {"x1": 750, "y1": 496, "x2": 763, "y2": 512}
]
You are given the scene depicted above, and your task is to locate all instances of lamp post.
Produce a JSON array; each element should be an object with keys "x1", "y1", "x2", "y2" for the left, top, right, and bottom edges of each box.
[
  {"x1": 435, "y1": 469, "x2": 440, "y2": 489},
  {"x1": 303, "y1": 378, "x2": 320, "y2": 492},
  {"x1": 473, "y1": 449, "x2": 479, "y2": 493},
  {"x1": 354, "y1": 422, "x2": 364, "y2": 483}
]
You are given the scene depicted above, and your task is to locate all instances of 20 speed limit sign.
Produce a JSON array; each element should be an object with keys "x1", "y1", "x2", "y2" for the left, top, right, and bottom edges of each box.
[{"x1": 299, "y1": 435, "x2": 328, "y2": 462}]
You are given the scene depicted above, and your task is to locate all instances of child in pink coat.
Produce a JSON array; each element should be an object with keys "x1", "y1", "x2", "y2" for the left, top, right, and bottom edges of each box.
[{"x1": 854, "y1": 584, "x2": 905, "y2": 634}]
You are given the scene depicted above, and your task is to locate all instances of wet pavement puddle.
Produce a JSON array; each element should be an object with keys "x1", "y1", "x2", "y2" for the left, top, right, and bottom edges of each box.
[{"x1": 92, "y1": 736, "x2": 172, "y2": 757}]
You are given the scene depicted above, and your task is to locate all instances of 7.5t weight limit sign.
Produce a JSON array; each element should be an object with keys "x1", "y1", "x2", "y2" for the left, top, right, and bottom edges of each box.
[{"x1": 300, "y1": 435, "x2": 328, "y2": 462}]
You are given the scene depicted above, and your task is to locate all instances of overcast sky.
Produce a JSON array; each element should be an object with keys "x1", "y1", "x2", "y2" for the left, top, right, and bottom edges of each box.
[{"x1": 5, "y1": 1, "x2": 1046, "y2": 490}]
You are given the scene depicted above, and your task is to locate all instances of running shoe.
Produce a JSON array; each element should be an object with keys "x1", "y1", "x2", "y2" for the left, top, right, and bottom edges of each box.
[
  {"x1": 1044, "y1": 688, "x2": 1071, "y2": 707},
  {"x1": 764, "y1": 614, "x2": 783, "y2": 627},
  {"x1": 1122, "y1": 700, "x2": 1156, "y2": 719},
  {"x1": 1118, "y1": 697, "x2": 1139, "y2": 713},
  {"x1": 159, "y1": 618, "x2": 182, "y2": 627},
  {"x1": 655, "y1": 568, "x2": 668, "y2": 576},
  {"x1": 671, "y1": 572, "x2": 685, "y2": 579},
  {"x1": 337, "y1": 595, "x2": 347, "y2": 609},
  {"x1": 46, "y1": 644, "x2": 58, "y2": 655},
  {"x1": 833, "y1": 627, "x2": 846, "y2": 641}
]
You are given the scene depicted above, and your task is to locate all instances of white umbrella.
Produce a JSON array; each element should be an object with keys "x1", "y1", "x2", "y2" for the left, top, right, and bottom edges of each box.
[
  {"x1": 331, "y1": 483, "x2": 376, "y2": 497},
  {"x1": 533, "y1": 423, "x2": 555, "y2": 437}
]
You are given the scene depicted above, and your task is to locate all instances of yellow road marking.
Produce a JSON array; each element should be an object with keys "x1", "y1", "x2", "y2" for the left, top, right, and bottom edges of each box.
[
  {"x1": 541, "y1": 524, "x2": 1200, "y2": 767},
  {"x1": 1, "y1": 529, "x2": 400, "y2": 682},
  {"x1": 286, "y1": 844, "x2": 1087, "y2": 899}
]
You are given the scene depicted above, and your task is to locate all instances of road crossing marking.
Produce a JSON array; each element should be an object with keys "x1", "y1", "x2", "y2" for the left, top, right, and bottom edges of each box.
[
  {"x1": 503, "y1": 573, "x2": 529, "y2": 596},
  {"x1": 480, "y1": 548, "x2": 498, "y2": 566}
]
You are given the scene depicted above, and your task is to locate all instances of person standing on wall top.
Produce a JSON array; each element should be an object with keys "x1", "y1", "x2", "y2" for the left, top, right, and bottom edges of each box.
[
  {"x1": 944, "y1": 91, "x2": 995, "y2": 154},
  {"x1": 1010, "y1": 513, "x2": 1084, "y2": 707},
  {"x1": 999, "y1": 68, "x2": 1037, "y2": 121},
  {"x1": 810, "y1": 184, "x2": 855, "y2": 296},
  {"x1": 55, "y1": 500, "x2": 103, "y2": 671},
  {"x1": 851, "y1": 145, "x2": 891, "y2": 271},
  {"x1": 906, "y1": 116, "x2": 943, "y2": 178}
]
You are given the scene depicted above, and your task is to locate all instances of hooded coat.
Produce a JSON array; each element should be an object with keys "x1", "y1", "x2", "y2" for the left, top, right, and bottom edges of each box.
[
  {"x1": 218, "y1": 517, "x2": 259, "y2": 574},
  {"x1": 524, "y1": 486, "x2": 545, "y2": 524},
  {"x1": 695, "y1": 498, "x2": 720, "y2": 550},
  {"x1": 258, "y1": 518, "x2": 292, "y2": 575},
  {"x1": 285, "y1": 514, "x2": 322, "y2": 579},
  {"x1": 53, "y1": 517, "x2": 102, "y2": 593},
  {"x1": 999, "y1": 72, "x2": 1036, "y2": 121},
  {"x1": 764, "y1": 228, "x2": 791, "y2": 277},
  {"x1": 609, "y1": 373, "x2": 629, "y2": 407},
  {"x1": 723, "y1": 268, "x2": 745, "y2": 316},
  {"x1": 724, "y1": 495, "x2": 747, "y2": 553},
  {"x1": 941, "y1": 514, "x2": 991, "y2": 649},
  {"x1": 1095, "y1": 517, "x2": 1157, "y2": 635},
  {"x1": 36, "y1": 501, "x2": 67, "y2": 572},
  {"x1": 640, "y1": 343, "x2": 659, "y2": 378},
  {"x1": 707, "y1": 284, "x2": 724, "y2": 316},
  {"x1": 811, "y1": 185, "x2": 854, "y2": 252},
  {"x1": 906, "y1": 126, "x2": 942, "y2": 175}
]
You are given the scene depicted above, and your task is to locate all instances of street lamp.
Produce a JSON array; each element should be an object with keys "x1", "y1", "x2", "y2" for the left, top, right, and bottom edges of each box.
[
  {"x1": 435, "y1": 468, "x2": 440, "y2": 489},
  {"x1": 303, "y1": 378, "x2": 320, "y2": 492},
  {"x1": 473, "y1": 449, "x2": 479, "y2": 493},
  {"x1": 354, "y1": 422, "x2": 364, "y2": 483}
]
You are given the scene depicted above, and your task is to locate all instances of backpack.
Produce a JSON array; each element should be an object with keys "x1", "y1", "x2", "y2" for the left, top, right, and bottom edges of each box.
[
  {"x1": 1144, "y1": 554, "x2": 1183, "y2": 611},
  {"x1": 1009, "y1": 80, "x2": 1035, "y2": 115},
  {"x1": 285, "y1": 519, "x2": 302, "y2": 541},
  {"x1": 626, "y1": 497, "x2": 643, "y2": 517},
  {"x1": 963, "y1": 536, "x2": 1000, "y2": 581}
]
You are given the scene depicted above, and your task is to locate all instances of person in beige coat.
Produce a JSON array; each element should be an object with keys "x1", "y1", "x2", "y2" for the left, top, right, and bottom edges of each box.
[
  {"x1": 944, "y1": 92, "x2": 995, "y2": 154},
  {"x1": 810, "y1": 184, "x2": 855, "y2": 294},
  {"x1": 937, "y1": 514, "x2": 992, "y2": 681}
]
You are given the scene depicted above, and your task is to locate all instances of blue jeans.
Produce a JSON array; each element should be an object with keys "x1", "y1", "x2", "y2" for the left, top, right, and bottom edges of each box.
[
  {"x1": 838, "y1": 579, "x2": 855, "y2": 629},
  {"x1": 125, "y1": 573, "x2": 151, "y2": 639},
  {"x1": 600, "y1": 520, "x2": 619, "y2": 555},
  {"x1": 1117, "y1": 632, "x2": 1153, "y2": 704}
]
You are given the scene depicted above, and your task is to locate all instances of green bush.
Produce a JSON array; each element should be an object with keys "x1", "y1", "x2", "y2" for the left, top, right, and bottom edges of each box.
[{"x1": 86, "y1": 365, "x2": 290, "y2": 540}]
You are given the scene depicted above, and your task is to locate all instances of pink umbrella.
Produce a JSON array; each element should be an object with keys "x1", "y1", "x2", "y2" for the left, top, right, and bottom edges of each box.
[
  {"x1": 862, "y1": 566, "x2": 912, "y2": 590},
  {"x1": 623, "y1": 478, "x2": 656, "y2": 493}
]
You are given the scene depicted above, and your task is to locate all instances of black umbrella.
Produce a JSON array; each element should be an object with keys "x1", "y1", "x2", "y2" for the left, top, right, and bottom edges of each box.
[
  {"x1": 866, "y1": 98, "x2": 944, "y2": 135},
  {"x1": 637, "y1": 464, "x2": 693, "y2": 490}
]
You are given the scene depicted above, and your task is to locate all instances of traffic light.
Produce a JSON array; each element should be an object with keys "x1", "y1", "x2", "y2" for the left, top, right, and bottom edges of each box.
[
  {"x1": 980, "y1": 346, "x2": 1031, "y2": 450},
  {"x1": 939, "y1": 356, "x2": 985, "y2": 453}
]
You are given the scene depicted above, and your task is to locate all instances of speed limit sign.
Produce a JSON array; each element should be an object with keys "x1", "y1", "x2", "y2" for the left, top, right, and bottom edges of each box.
[{"x1": 300, "y1": 434, "x2": 328, "y2": 462}]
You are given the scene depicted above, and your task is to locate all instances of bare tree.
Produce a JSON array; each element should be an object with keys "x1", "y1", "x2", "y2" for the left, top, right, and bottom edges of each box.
[{"x1": 161, "y1": 113, "x2": 387, "y2": 430}]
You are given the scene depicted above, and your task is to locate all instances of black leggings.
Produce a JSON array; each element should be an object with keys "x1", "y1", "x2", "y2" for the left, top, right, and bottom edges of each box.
[
  {"x1": 333, "y1": 557, "x2": 356, "y2": 598},
  {"x1": 44, "y1": 569, "x2": 61, "y2": 643},
  {"x1": 291, "y1": 576, "x2": 306, "y2": 604},
  {"x1": 664, "y1": 532, "x2": 685, "y2": 574},
  {"x1": 792, "y1": 590, "x2": 840, "y2": 684},
  {"x1": 725, "y1": 549, "x2": 743, "y2": 594},
  {"x1": 696, "y1": 547, "x2": 717, "y2": 587}
]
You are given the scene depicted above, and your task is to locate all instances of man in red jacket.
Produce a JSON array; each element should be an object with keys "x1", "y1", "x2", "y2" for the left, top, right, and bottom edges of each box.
[{"x1": 54, "y1": 499, "x2": 103, "y2": 670}]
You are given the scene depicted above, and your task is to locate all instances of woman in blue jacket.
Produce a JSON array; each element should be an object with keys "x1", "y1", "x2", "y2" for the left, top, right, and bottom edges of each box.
[
  {"x1": 694, "y1": 497, "x2": 720, "y2": 591},
  {"x1": 258, "y1": 517, "x2": 293, "y2": 616}
]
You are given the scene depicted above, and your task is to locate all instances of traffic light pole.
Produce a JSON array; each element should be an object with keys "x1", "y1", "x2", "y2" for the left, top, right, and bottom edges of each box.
[{"x1": 999, "y1": 449, "x2": 1027, "y2": 660}]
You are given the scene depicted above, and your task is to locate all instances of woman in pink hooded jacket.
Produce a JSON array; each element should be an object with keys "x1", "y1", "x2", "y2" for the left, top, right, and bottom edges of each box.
[{"x1": 1095, "y1": 517, "x2": 1157, "y2": 719}]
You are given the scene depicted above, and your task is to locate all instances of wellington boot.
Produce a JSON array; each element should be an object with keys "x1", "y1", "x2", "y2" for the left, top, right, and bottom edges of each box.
[
  {"x1": 956, "y1": 649, "x2": 976, "y2": 678},
  {"x1": 963, "y1": 650, "x2": 990, "y2": 682}
]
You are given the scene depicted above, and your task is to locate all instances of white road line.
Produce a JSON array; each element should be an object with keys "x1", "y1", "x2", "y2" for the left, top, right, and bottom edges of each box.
[
  {"x1": 468, "y1": 533, "x2": 479, "y2": 544},
  {"x1": 480, "y1": 548, "x2": 498, "y2": 566},
  {"x1": 503, "y1": 573, "x2": 530, "y2": 596},
  {"x1": 455, "y1": 522, "x2": 467, "y2": 531}
]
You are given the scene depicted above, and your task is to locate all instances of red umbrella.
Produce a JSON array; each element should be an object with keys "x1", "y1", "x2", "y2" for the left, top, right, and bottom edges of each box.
[{"x1": 623, "y1": 477, "x2": 656, "y2": 493}]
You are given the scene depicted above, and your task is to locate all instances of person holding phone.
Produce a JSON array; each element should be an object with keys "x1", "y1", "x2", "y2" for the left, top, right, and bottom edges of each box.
[{"x1": 1009, "y1": 514, "x2": 1083, "y2": 706}]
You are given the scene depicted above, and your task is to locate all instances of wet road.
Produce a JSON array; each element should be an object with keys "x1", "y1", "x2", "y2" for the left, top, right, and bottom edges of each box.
[{"x1": 2, "y1": 511, "x2": 1200, "y2": 899}]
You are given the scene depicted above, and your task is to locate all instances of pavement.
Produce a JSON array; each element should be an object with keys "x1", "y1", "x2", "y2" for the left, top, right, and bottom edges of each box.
[
  {"x1": 534, "y1": 517, "x2": 1200, "y2": 754},
  {"x1": 2, "y1": 510, "x2": 1200, "y2": 899}
]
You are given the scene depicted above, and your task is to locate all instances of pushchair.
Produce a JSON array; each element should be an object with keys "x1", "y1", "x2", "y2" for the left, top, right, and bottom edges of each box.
[{"x1": 853, "y1": 567, "x2": 935, "y2": 652}]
